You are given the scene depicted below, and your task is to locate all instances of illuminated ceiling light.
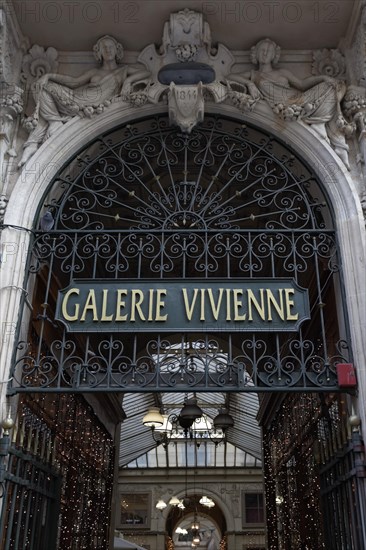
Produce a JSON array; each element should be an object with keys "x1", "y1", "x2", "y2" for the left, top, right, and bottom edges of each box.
[
  {"x1": 175, "y1": 527, "x2": 188, "y2": 535},
  {"x1": 169, "y1": 496, "x2": 181, "y2": 506},
  {"x1": 142, "y1": 407, "x2": 164, "y2": 428},
  {"x1": 199, "y1": 495, "x2": 215, "y2": 508},
  {"x1": 155, "y1": 499, "x2": 167, "y2": 510}
]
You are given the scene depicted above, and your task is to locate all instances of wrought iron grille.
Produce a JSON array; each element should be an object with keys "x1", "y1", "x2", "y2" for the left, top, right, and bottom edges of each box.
[{"x1": 9, "y1": 115, "x2": 350, "y2": 393}]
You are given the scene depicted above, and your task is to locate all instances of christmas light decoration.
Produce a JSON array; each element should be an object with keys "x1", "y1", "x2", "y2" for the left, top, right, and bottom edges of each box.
[{"x1": 1, "y1": 393, "x2": 114, "y2": 549}]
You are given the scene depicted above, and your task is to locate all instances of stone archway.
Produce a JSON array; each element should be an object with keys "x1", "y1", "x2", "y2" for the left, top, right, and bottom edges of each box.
[{"x1": 1, "y1": 105, "x2": 365, "y2": 550}]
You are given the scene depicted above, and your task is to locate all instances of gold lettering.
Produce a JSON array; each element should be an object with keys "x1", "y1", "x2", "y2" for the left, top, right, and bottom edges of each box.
[
  {"x1": 115, "y1": 289, "x2": 128, "y2": 321},
  {"x1": 266, "y1": 289, "x2": 285, "y2": 321},
  {"x1": 130, "y1": 289, "x2": 145, "y2": 322},
  {"x1": 207, "y1": 288, "x2": 224, "y2": 320},
  {"x1": 155, "y1": 289, "x2": 168, "y2": 321},
  {"x1": 233, "y1": 289, "x2": 246, "y2": 321},
  {"x1": 80, "y1": 289, "x2": 98, "y2": 321},
  {"x1": 182, "y1": 288, "x2": 199, "y2": 321},
  {"x1": 285, "y1": 289, "x2": 298, "y2": 320},
  {"x1": 62, "y1": 288, "x2": 80, "y2": 321},
  {"x1": 101, "y1": 289, "x2": 113, "y2": 321},
  {"x1": 200, "y1": 289, "x2": 205, "y2": 321},
  {"x1": 226, "y1": 289, "x2": 231, "y2": 321},
  {"x1": 148, "y1": 288, "x2": 154, "y2": 321},
  {"x1": 248, "y1": 289, "x2": 266, "y2": 321}
]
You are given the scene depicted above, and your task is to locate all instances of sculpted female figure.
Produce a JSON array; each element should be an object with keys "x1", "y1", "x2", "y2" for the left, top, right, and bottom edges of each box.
[
  {"x1": 19, "y1": 35, "x2": 150, "y2": 167},
  {"x1": 228, "y1": 38, "x2": 351, "y2": 168}
]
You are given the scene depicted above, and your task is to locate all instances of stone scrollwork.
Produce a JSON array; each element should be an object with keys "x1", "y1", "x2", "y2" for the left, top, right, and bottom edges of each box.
[
  {"x1": 312, "y1": 48, "x2": 346, "y2": 79},
  {"x1": 21, "y1": 44, "x2": 59, "y2": 84},
  {"x1": 160, "y1": 7, "x2": 212, "y2": 55},
  {"x1": 136, "y1": 8, "x2": 234, "y2": 133}
]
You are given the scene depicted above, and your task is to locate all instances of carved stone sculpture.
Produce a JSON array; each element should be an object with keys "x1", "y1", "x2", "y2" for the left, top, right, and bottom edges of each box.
[
  {"x1": 21, "y1": 44, "x2": 59, "y2": 84},
  {"x1": 137, "y1": 8, "x2": 233, "y2": 132},
  {"x1": 168, "y1": 82, "x2": 204, "y2": 133},
  {"x1": 18, "y1": 35, "x2": 150, "y2": 168},
  {"x1": 227, "y1": 38, "x2": 353, "y2": 169},
  {"x1": 0, "y1": 195, "x2": 9, "y2": 224},
  {"x1": 343, "y1": 86, "x2": 366, "y2": 191},
  {"x1": 312, "y1": 48, "x2": 346, "y2": 78}
]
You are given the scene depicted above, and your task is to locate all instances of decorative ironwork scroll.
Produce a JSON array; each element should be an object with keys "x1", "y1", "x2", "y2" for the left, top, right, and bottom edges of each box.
[{"x1": 9, "y1": 115, "x2": 351, "y2": 393}]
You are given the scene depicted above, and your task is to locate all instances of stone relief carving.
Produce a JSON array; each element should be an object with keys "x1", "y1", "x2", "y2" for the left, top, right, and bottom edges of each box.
[
  {"x1": 16, "y1": 10, "x2": 356, "y2": 171},
  {"x1": 0, "y1": 195, "x2": 9, "y2": 224},
  {"x1": 160, "y1": 7, "x2": 212, "y2": 55},
  {"x1": 343, "y1": 86, "x2": 366, "y2": 211},
  {"x1": 227, "y1": 38, "x2": 353, "y2": 169},
  {"x1": 0, "y1": 87, "x2": 24, "y2": 160},
  {"x1": 135, "y1": 8, "x2": 233, "y2": 132},
  {"x1": 21, "y1": 44, "x2": 59, "y2": 84},
  {"x1": 168, "y1": 82, "x2": 204, "y2": 134},
  {"x1": 312, "y1": 48, "x2": 346, "y2": 79},
  {"x1": 0, "y1": 7, "x2": 14, "y2": 87},
  {"x1": 0, "y1": 6, "x2": 27, "y2": 174},
  {"x1": 18, "y1": 35, "x2": 151, "y2": 168}
]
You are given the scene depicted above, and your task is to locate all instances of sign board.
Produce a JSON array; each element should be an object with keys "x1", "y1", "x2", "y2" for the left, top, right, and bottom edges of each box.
[{"x1": 55, "y1": 279, "x2": 310, "y2": 333}]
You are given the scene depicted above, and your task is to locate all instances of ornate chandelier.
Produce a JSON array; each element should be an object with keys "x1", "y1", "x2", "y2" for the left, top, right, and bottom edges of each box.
[{"x1": 142, "y1": 397, "x2": 234, "y2": 447}]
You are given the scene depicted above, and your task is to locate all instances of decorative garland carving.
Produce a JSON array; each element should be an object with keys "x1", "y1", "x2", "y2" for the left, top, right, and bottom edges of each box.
[{"x1": 0, "y1": 194, "x2": 8, "y2": 224}]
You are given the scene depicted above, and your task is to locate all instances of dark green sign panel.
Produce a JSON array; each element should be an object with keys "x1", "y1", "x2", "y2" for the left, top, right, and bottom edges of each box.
[{"x1": 55, "y1": 279, "x2": 310, "y2": 333}]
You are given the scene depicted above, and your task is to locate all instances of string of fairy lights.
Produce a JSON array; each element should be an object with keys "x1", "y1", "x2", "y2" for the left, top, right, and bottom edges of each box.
[
  {"x1": 2, "y1": 393, "x2": 114, "y2": 549},
  {"x1": 263, "y1": 393, "x2": 348, "y2": 550}
]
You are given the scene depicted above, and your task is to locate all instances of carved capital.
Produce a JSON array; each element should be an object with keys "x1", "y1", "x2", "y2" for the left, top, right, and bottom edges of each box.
[{"x1": 312, "y1": 49, "x2": 346, "y2": 78}]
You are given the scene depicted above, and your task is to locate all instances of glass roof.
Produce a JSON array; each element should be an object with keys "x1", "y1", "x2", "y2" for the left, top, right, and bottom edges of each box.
[
  {"x1": 119, "y1": 391, "x2": 262, "y2": 467},
  {"x1": 124, "y1": 440, "x2": 261, "y2": 469}
]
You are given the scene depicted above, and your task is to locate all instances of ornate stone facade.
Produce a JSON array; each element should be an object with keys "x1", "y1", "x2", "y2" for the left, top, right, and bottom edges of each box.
[
  {"x1": 0, "y1": 3, "x2": 365, "y2": 549},
  {"x1": 13, "y1": 8, "x2": 365, "y2": 174}
]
